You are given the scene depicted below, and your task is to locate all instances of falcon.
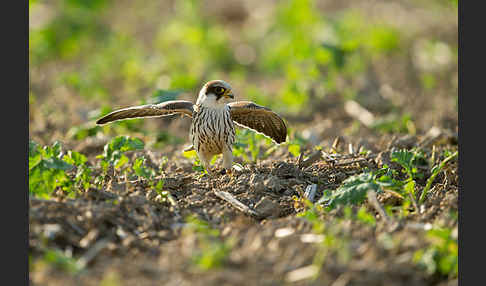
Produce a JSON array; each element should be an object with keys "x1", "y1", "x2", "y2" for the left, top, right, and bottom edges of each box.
[{"x1": 96, "y1": 80, "x2": 287, "y2": 174}]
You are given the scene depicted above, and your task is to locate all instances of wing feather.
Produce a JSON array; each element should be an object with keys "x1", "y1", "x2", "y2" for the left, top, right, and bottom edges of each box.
[
  {"x1": 96, "y1": 100, "x2": 194, "y2": 125},
  {"x1": 228, "y1": 101, "x2": 287, "y2": 144}
]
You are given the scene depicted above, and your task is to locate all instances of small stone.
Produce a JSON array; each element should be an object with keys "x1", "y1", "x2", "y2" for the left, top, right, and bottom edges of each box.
[
  {"x1": 254, "y1": 197, "x2": 280, "y2": 218},
  {"x1": 264, "y1": 175, "x2": 283, "y2": 192}
]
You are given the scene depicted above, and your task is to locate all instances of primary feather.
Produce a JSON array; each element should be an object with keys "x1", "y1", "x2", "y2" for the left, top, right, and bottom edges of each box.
[
  {"x1": 96, "y1": 100, "x2": 194, "y2": 124},
  {"x1": 95, "y1": 80, "x2": 287, "y2": 173}
]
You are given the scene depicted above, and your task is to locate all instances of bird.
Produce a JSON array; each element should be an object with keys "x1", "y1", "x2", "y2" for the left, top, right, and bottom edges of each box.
[{"x1": 96, "y1": 80, "x2": 287, "y2": 174}]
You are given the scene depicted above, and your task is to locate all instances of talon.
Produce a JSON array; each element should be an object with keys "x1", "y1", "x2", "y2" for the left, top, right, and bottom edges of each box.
[{"x1": 184, "y1": 145, "x2": 195, "y2": 152}]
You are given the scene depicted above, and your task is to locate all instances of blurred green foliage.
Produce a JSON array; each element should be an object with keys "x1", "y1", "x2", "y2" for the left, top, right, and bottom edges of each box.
[
  {"x1": 29, "y1": 140, "x2": 92, "y2": 198},
  {"x1": 184, "y1": 215, "x2": 233, "y2": 271},
  {"x1": 29, "y1": 0, "x2": 416, "y2": 116},
  {"x1": 414, "y1": 227, "x2": 458, "y2": 278},
  {"x1": 29, "y1": 140, "x2": 85, "y2": 198},
  {"x1": 30, "y1": 0, "x2": 457, "y2": 157},
  {"x1": 29, "y1": 141, "x2": 70, "y2": 198}
]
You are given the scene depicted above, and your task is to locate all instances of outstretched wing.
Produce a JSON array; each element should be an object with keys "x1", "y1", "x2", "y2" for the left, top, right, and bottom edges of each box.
[
  {"x1": 96, "y1": 100, "x2": 194, "y2": 125},
  {"x1": 228, "y1": 101, "x2": 287, "y2": 144}
]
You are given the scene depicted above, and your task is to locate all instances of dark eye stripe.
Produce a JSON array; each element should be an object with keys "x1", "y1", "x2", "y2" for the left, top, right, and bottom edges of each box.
[{"x1": 208, "y1": 85, "x2": 225, "y2": 95}]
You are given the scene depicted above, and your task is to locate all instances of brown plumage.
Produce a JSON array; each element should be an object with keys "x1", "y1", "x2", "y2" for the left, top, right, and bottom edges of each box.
[
  {"x1": 96, "y1": 100, "x2": 194, "y2": 124},
  {"x1": 228, "y1": 101, "x2": 287, "y2": 144},
  {"x1": 96, "y1": 80, "x2": 287, "y2": 173}
]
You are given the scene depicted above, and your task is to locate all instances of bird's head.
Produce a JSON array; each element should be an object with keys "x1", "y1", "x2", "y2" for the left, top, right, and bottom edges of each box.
[{"x1": 196, "y1": 80, "x2": 234, "y2": 107}]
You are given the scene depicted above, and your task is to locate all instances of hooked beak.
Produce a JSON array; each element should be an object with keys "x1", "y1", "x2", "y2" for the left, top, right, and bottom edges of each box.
[{"x1": 224, "y1": 89, "x2": 234, "y2": 99}]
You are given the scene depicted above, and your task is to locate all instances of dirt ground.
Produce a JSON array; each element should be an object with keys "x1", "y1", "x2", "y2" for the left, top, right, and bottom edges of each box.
[
  {"x1": 29, "y1": 0, "x2": 458, "y2": 285},
  {"x1": 29, "y1": 114, "x2": 458, "y2": 286}
]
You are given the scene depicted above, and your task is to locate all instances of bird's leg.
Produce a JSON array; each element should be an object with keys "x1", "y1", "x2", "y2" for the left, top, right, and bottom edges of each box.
[
  {"x1": 198, "y1": 151, "x2": 214, "y2": 175},
  {"x1": 222, "y1": 147, "x2": 234, "y2": 176}
]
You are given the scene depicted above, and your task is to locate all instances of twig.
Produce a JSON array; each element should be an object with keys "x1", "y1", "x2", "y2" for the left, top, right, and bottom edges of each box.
[
  {"x1": 77, "y1": 238, "x2": 111, "y2": 268},
  {"x1": 332, "y1": 154, "x2": 378, "y2": 167},
  {"x1": 408, "y1": 190, "x2": 419, "y2": 213},
  {"x1": 285, "y1": 265, "x2": 319, "y2": 283},
  {"x1": 331, "y1": 136, "x2": 341, "y2": 152},
  {"x1": 299, "y1": 150, "x2": 322, "y2": 169},
  {"x1": 381, "y1": 188, "x2": 404, "y2": 200},
  {"x1": 344, "y1": 100, "x2": 375, "y2": 127},
  {"x1": 367, "y1": 190, "x2": 400, "y2": 232},
  {"x1": 66, "y1": 221, "x2": 86, "y2": 236},
  {"x1": 333, "y1": 157, "x2": 368, "y2": 166},
  {"x1": 213, "y1": 190, "x2": 260, "y2": 218},
  {"x1": 348, "y1": 143, "x2": 354, "y2": 155},
  {"x1": 297, "y1": 151, "x2": 304, "y2": 166},
  {"x1": 29, "y1": 197, "x2": 75, "y2": 205}
]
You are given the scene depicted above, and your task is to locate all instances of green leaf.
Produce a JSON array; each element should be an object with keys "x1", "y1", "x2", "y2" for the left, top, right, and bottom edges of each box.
[
  {"x1": 357, "y1": 206, "x2": 376, "y2": 226},
  {"x1": 29, "y1": 153, "x2": 42, "y2": 171},
  {"x1": 183, "y1": 149, "x2": 198, "y2": 159},
  {"x1": 404, "y1": 180, "x2": 416, "y2": 198},
  {"x1": 391, "y1": 149, "x2": 414, "y2": 172},
  {"x1": 133, "y1": 157, "x2": 153, "y2": 179},
  {"x1": 43, "y1": 157, "x2": 74, "y2": 171},
  {"x1": 63, "y1": 151, "x2": 88, "y2": 166},
  {"x1": 317, "y1": 172, "x2": 382, "y2": 209},
  {"x1": 288, "y1": 143, "x2": 301, "y2": 157},
  {"x1": 100, "y1": 135, "x2": 145, "y2": 164},
  {"x1": 29, "y1": 140, "x2": 39, "y2": 157},
  {"x1": 114, "y1": 154, "x2": 129, "y2": 169}
]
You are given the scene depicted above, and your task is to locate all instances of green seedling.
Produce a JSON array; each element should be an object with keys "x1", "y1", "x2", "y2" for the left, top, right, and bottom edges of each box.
[
  {"x1": 132, "y1": 156, "x2": 155, "y2": 180},
  {"x1": 413, "y1": 227, "x2": 458, "y2": 278},
  {"x1": 183, "y1": 149, "x2": 205, "y2": 173},
  {"x1": 317, "y1": 172, "x2": 383, "y2": 209},
  {"x1": 29, "y1": 141, "x2": 77, "y2": 198},
  {"x1": 184, "y1": 216, "x2": 233, "y2": 271},
  {"x1": 297, "y1": 201, "x2": 351, "y2": 280},
  {"x1": 233, "y1": 128, "x2": 270, "y2": 163},
  {"x1": 356, "y1": 206, "x2": 376, "y2": 227},
  {"x1": 390, "y1": 148, "x2": 426, "y2": 201},
  {"x1": 419, "y1": 151, "x2": 458, "y2": 204},
  {"x1": 63, "y1": 150, "x2": 92, "y2": 191},
  {"x1": 41, "y1": 247, "x2": 83, "y2": 274},
  {"x1": 97, "y1": 135, "x2": 145, "y2": 173},
  {"x1": 371, "y1": 114, "x2": 416, "y2": 135}
]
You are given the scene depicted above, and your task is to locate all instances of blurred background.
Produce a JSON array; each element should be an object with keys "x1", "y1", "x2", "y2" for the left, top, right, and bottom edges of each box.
[{"x1": 29, "y1": 0, "x2": 458, "y2": 153}]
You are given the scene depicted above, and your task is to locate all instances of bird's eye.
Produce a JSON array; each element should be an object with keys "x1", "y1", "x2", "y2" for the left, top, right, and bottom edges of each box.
[{"x1": 216, "y1": 87, "x2": 225, "y2": 94}]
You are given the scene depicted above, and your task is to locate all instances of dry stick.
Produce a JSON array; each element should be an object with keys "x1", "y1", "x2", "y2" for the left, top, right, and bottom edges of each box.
[
  {"x1": 333, "y1": 157, "x2": 368, "y2": 166},
  {"x1": 331, "y1": 136, "x2": 341, "y2": 152},
  {"x1": 77, "y1": 238, "x2": 111, "y2": 269},
  {"x1": 66, "y1": 221, "x2": 86, "y2": 236},
  {"x1": 213, "y1": 190, "x2": 260, "y2": 218},
  {"x1": 29, "y1": 197, "x2": 62, "y2": 204},
  {"x1": 344, "y1": 100, "x2": 375, "y2": 127},
  {"x1": 366, "y1": 190, "x2": 400, "y2": 232},
  {"x1": 408, "y1": 190, "x2": 419, "y2": 213},
  {"x1": 299, "y1": 150, "x2": 322, "y2": 169},
  {"x1": 330, "y1": 154, "x2": 378, "y2": 167},
  {"x1": 29, "y1": 197, "x2": 78, "y2": 207},
  {"x1": 348, "y1": 143, "x2": 354, "y2": 155},
  {"x1": 297, "y1": 151, "x2": 305, "y2": 167}
]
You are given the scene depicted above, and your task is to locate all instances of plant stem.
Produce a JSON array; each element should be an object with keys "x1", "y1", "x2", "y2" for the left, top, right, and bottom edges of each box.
[{"x1": 419, "y1": 151, "x2": 458, "y2": 204}]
